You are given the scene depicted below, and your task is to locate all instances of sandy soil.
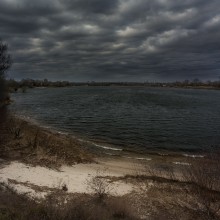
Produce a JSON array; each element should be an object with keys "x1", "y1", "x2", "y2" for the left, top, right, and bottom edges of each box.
[{"x1": 0, "y1": 158, "x2": 143, "y2": 199}]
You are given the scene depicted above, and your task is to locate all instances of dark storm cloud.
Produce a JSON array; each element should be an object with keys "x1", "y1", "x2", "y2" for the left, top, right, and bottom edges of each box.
[
  {"x1": 64, "y1": 0, "x2": 118, "y2": 14},
  {"x1": 1, "y1": 0, "x2": 220, "y2": 81}
]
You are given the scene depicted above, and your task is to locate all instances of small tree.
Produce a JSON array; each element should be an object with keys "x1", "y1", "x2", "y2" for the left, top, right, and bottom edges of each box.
[{"x1": 0, "y1": 40, "x2": 12, "y2": 104}]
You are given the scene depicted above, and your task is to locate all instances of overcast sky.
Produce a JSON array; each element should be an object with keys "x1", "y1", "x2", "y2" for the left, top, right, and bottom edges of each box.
[{"x1": 1, "y1": 0, "x2": 220, "y2": 82}]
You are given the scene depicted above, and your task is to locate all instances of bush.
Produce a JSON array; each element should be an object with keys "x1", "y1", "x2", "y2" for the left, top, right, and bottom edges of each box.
[{"x1": 86, "y1": 169, "x2": 113, "y2": 201}]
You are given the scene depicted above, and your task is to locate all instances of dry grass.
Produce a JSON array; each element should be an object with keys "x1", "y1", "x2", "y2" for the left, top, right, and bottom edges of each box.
[
  {"x1": 0, "y1": 114, "x2": 93, "y2": 168},
  {"x1": 86, "y1": 169, "x2": 113, "y2": 201},
  {"x1": 105, "y1": 153, "x2": 220, "y2": 220},
  {"x1": 137, "y1": 153, "x2": 220, "y2": 220},
  {"x1": 0, "y1": 183, "x2": 137, "y2": 220},
  {"x1": 182, "y1": 154, "x2": 220, "y2": 220}
]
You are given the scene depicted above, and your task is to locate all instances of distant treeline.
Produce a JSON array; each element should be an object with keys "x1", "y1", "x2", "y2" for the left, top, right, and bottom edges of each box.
[{"x1": 7, "y1": 78, "x2": 220, "y2": 92}]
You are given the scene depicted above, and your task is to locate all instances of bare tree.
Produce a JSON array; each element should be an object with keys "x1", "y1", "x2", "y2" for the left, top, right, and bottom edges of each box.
[
  {"x1": 0, "y1": 40, "x2": 12, "y2": 104},
  {"x1": 0, "y1": 40, "x2": 12, "y2": 156}
]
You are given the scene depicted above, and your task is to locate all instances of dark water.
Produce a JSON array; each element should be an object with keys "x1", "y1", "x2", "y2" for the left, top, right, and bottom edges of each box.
[{"x1": 10, "y1": 87, "x2": 220, "y2": 153}]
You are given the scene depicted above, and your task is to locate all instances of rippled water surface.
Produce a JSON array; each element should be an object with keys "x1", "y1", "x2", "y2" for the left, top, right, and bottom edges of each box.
[{"x1": 10, "y1": 87, "x2": 220, "y2": 152}]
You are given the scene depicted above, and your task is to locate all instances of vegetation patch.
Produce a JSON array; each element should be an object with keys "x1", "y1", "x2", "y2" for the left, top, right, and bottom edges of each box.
[{"x1": 0, "y1": 115, "x2": 94, "y2": 168}]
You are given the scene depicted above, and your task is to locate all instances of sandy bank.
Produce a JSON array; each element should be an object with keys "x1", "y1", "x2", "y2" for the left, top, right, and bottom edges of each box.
[{"x1": 0, "y1": 158, "x2": 143, "y2": 199}]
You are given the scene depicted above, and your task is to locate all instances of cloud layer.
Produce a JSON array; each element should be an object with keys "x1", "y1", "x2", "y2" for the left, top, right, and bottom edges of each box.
[{"x1": 1, "y1": 0, "x2": 220, "y2": 81}]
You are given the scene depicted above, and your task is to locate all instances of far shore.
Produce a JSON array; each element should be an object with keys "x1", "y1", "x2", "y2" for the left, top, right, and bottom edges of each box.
[{"x1": 6, "y1": 78, "x2": 220, "y2": 92}]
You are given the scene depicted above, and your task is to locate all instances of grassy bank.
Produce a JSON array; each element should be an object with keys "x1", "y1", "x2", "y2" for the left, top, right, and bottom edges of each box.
[{"x1": 0, "y1": 114, "x2": 93, "y2": 168}]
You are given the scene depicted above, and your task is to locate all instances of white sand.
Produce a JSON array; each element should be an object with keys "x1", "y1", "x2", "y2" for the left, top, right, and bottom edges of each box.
[{"x1": 0, "y1": 159, "x2": 140, "y2": 199}]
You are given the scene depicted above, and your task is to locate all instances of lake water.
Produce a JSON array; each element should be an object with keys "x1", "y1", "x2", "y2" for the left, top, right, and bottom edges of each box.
[{"x1": 10, "y1": 87, "x2": 220, "y2": 153}]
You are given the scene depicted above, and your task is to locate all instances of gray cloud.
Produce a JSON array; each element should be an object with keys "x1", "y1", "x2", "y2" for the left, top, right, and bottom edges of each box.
[{"x1": 1, "y1": 0, "x2": 220, "y2": 81}]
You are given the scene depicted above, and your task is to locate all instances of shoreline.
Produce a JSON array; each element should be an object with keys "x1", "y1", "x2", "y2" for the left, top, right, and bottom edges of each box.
[
  {"x1": 0, "y1": 113, "x2": 209, "y2": 179},
  {"x1": 0, "y1": 113, "x2": 203, "y2": 181},
  {"x1": 9, "y1": 86, "x2": 220, "y2": 161},
  {"x1": 11, "y1": 112, "x2": 208, "y2": 163},
  {"x1": 0, "y1": 113, "x2": 213, "y2": 193}
]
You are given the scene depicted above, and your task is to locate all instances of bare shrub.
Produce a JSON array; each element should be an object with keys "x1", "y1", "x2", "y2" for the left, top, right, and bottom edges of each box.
[
  {"x1": 7, "y1": 117, "x2": 25, "y2": 139},
  {"x1": 86, "y1": 169, "x2": 113, "y2": 201}
]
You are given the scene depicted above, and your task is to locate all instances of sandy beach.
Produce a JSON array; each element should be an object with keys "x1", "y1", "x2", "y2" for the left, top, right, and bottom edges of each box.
[{"x1": 0, "y1": 157, "x2": 144, "y2": 199}]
